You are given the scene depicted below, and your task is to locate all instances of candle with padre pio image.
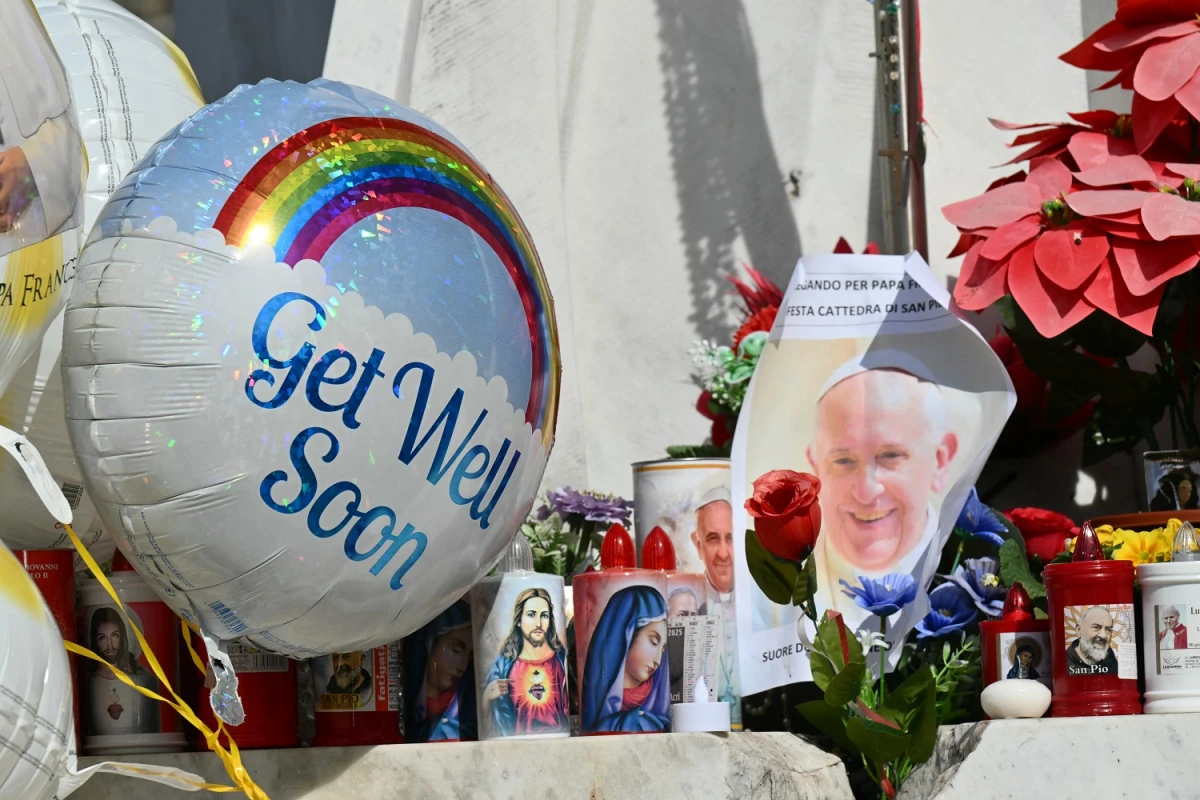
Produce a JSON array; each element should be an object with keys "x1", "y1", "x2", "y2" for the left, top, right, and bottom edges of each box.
[
  {"x1": 1138, "y1": 521, "x2": 1200, "y2": 713},
  {"x1": 311, "y1": 642, "x2": 402, "y2": 747},
  {"x1": 403, "y1": 597, "x2": 477, "y2": 742},
  {"x1": 1043, "y1": 522, "x2": 1141, "y2": 717},
  {"x1": 470, "y1": 535, "x2": 570, "y2": 740},
  {"x1": 573, "y1": 523, "x2": 671, "y2": 734}
]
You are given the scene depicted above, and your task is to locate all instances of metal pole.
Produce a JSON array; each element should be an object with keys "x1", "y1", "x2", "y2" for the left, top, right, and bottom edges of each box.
[
  {"x1": 901, "y1": 0, "x2": 929, "y2": 261},
  {"x1": 871, "y1": 3, "x2": 907, "y2": 255}
]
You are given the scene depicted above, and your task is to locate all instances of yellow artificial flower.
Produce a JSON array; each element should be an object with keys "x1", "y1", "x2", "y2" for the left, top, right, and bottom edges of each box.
[{"x1": 1111, "y1": 528, "x2": 1173, "y2": 566}]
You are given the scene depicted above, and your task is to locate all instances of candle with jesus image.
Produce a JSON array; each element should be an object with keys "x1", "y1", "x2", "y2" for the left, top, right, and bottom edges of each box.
[{"x1": 470, "y1": 535, "x2": 570, "y2": 740}]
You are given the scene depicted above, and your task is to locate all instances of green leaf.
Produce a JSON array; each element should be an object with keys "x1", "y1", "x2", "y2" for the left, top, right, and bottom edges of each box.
[
  {"x1": 815, "y1": 610, "x2": 865, "y2": 668},
  {"x1": 666, "y1": 443, "x2": 727, "y2": 459},
  {"x1": 1068, "y1": 310, "x2": 1148, "y2": 359},
  {"x1": 1082, "y1": 401, "x2": 1167, "y2": 467},
  {"x1": 811, "y1": 650, "x2": 836, "y2": 692},
  {"x1": 797, "y1": 700, "x2": 853, "y2": 752},
  {"x1": 793, "y1": 553, "x2": 818, "y2": 606},
  {"x1": 744, "y1": 529, "x2": 800, "y2": 605},
  {"x1": 905, "y1": 677, "x2": 939, "y2": 763},
  {"x1": 846, "y1": 716, "x2": 911, "y2": 764},
  {"x1": 998, "y1": 539, "x2": 1045, "y2": 600},
  {"x1": 1034, "y1": 607, "x2": 1048, "y2": 620},
  {"x1": 824, "y1": 661, "x2": 866, "y2": 707},
  {"x1": 882, "y1": 665, "x2": 933, "y2": 715}
]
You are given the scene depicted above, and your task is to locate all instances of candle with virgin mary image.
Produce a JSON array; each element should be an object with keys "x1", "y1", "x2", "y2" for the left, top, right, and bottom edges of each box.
[
  {"x1": 573, "y1": 523, "x2": 671, "y2": 734},
  {"x1": 402, "y1": 598, "x2": 477, "y2": 742}
]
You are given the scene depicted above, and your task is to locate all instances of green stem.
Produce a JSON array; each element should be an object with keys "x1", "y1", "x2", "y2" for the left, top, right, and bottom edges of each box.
[
  {"x1": 879, "y1": 615, "x2": 888, "y2": 706},
  {"x1": 949, "y1": 539, "x2": 964, "y2": 576}
]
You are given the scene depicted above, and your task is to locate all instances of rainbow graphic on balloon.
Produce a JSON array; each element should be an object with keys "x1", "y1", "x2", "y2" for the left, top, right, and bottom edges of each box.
[{"x1": 213, "y1": 116, "x2": 559, "y2": 439}]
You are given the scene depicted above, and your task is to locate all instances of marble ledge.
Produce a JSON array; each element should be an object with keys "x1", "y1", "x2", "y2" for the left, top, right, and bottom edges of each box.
[
  {"x1": 900, "y1": 712, "x2": 1200, "y2": 800},
  {"x1": 72, "y1": 732, "x2": 854, "y2": 800}
]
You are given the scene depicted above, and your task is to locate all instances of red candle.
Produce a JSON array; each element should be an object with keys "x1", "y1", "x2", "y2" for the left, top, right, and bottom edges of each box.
[
  {"x1": 1042, "y1": 522, "x2": 1141, "y2": 716},
  {"x1": 980, "y1": 583, "x2": 1051, "y2": 692},
  {"x1": 17, "y1": 550, "x2": 79, "y2": 744}
]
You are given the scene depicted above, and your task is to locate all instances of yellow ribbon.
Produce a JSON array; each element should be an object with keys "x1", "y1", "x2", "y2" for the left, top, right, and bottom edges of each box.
[{"x1": 63, "y1": 523, "x2": 270, "y2": 799}]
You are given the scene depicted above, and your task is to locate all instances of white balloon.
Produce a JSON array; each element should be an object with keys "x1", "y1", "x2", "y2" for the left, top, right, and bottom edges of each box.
[
  {"x1": 0, "y1": 536, "x2": 230, "y2": 799},
  {"x1": 62, "y1": 78, "x2": 561, "y2": 659},
  {"x1": 0, "y1": 0, "x2": 203, "y2": 556},
  {"x1": 0, "y1": 539, "x2": 74, "y2": 799},
  {"x1": 0, "y1": 0, "x2": 84, "y2": 402}
]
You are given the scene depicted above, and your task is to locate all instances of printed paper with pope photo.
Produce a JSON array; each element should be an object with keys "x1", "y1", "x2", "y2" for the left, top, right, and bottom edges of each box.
[{"x1": 731, "y1": 253, "x2": 1014, "y2": 694}]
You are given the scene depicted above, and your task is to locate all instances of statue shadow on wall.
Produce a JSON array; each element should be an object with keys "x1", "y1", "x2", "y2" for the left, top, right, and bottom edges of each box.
[{"x1": 655, "y1": 0, "x2": 802, "y2": 343}]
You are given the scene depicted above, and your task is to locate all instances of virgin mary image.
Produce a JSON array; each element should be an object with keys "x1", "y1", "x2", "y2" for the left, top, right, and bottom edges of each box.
[
  {"x1": 404, "y1": 600, "x2": 477, "y2": 743},
  {"x1": 582, "y1": 585, "x2": 671, "y2": 733}
]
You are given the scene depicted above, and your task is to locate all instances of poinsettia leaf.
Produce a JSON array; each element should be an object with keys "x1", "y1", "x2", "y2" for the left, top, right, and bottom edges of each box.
[
  {"x1": 824, "y1": 661, "x2": 866, "y2": 707},
  {"x1": 846, "y1": 716, "x2": 911, "y2": 765},
  {"x1": 1083, "y1": 257, "x2": 1166, "y2": 337},
  {"x1": 1142, "y1": 192, "x2": 1200, "y2": 240},
  {"x1": 1133, "y1": 33, "x2": 1200, "y2": 102},
  {"x1": 1072, "y1": 154, "x2": 1157, "y2": 187},
  {"x1": 1067, "y1": 310, "x2": 1149, "y2": 358},
  {"x1": 999, "y1": 539, "x2": 1047, "y2": 599},
  {"x1": 1082, "y1": 400, "x2": 1167, "y2": 466},
  {"x1": 1153, "y1": 273, "x2": 1193, "y2": 340},
  {"x1": 1097, "y1": 19, "x2": 1199, "y2": 52},
  {"x1": 1132, "y1": 91, "x2": 1182, "y2": 154},
  {"x1": 1108, "y1": 241, "x2": 1195, "y2": 297},
  {"x1": 1008, "y1": 242, "x2": 1095, "y2": 337},
  {"x1": 744, "y1": 529, "x2": 800, "y2": 605},
  {"x1": 1045, "y1": 380, "x2": 1099, "y2": 424},
  {"x1": 1065, "y1": 188, "x2": 1151, "y2": 217},
  {"x1": 797, "y1": 700, "x2": 854, "y2": 752}
]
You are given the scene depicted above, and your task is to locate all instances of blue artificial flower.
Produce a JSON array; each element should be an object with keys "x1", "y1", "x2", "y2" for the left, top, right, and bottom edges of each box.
[
  {"x1": 839, "y1": 574, "x2": 918, "y2": 617},
  {"x1": 915, "y1": 582, "x2": 978, "y2": 639},
  {"x1": 954, "y1": 487, "x2": 1006, "y2": 548},
  {"x1": 951, "y1": 557, "x2": 1006, "y2": 617}
]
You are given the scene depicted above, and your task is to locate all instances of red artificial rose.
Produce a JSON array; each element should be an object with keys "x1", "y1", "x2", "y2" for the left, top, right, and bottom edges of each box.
[
  {"x1": 1004, "y1": 507, "x2": 1080, "y2": 563},
  {"x1": 745, "y1": 469, "x2": 822, "y2": 561}
]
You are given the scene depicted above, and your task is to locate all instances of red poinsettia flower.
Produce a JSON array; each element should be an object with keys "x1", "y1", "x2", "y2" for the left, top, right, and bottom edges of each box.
[
  {"x1": 946, "y1": 150, "x2": 1200, "y2": 337},
  {"x1": 833, "y1": 236, "x2": 881, "y2": 255},
  {"x1": 989, "y1": 111, "x2": 1133, "y2": 165},
  {"x1": 1061, "y1": 2, "x2": 1200, "y2": 153}
]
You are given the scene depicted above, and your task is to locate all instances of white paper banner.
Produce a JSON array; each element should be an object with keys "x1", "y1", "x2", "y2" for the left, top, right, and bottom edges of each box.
[{"x1": 732, "y1": 253, "x2": 1015, "y2": 695}]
